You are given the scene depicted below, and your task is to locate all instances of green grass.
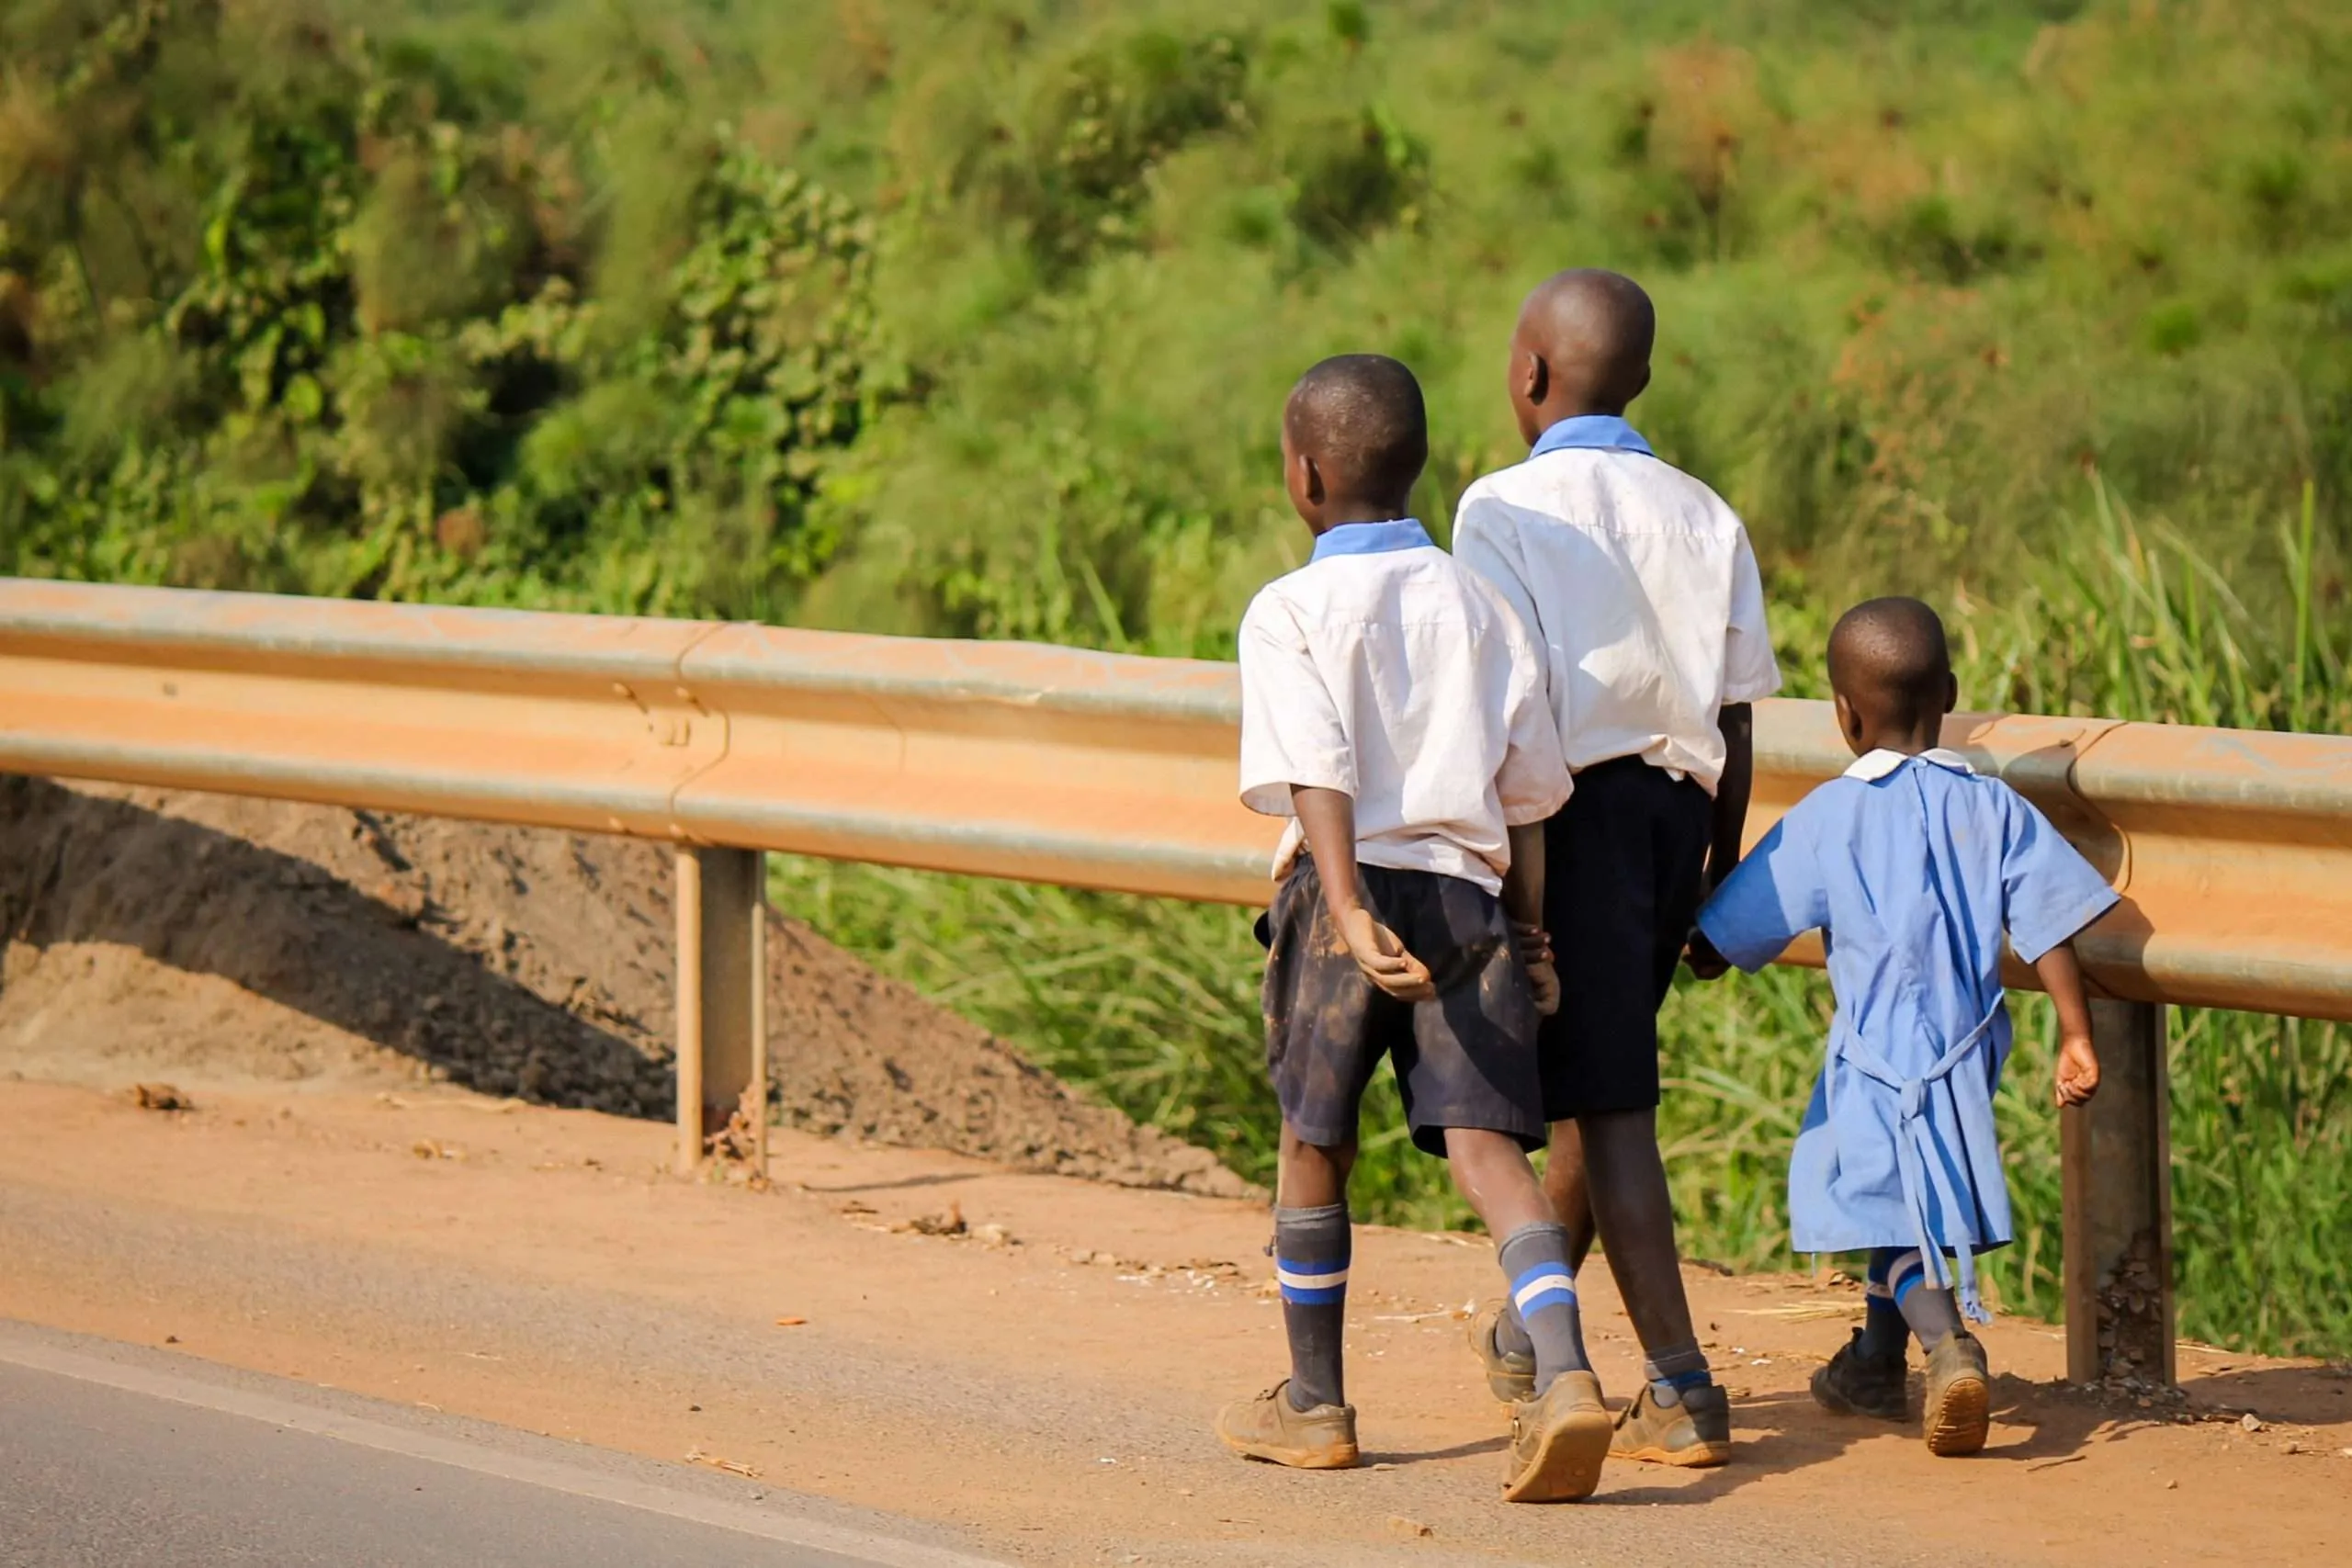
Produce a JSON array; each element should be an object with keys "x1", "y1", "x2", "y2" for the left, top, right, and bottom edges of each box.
[{"x1": 771, "y1": 491, "x2": 2352, "y2": 1359}]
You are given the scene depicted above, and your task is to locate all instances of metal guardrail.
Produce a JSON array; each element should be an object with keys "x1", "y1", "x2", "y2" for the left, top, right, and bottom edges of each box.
[{"x1": 5, "y1": 576, "x2": 2347, "y2": 1385}]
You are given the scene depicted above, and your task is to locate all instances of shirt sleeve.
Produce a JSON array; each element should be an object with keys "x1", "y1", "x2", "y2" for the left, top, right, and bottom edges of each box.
[
  {"x1": 1720, "y1": 525, "x2": 1782, "y2": 705},
  {"x1": 1492, "y1": 604, "x2": 1572, "y2": 826},
  {"x1": 1695, "y1": 798, "x2": 1829, "y2": 972},
  {"x1": 1452, "y1": 492, "x2": 1549, "y2": 656},
  {"x1": 1237, "y1": 592, "x2": 1353, "y2": 818},
  {"x1": 1998, "y1": 784, "x2": 2120, "y2": 964}
]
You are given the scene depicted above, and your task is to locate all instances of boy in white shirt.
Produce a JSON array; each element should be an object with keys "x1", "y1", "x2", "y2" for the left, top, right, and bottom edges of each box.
[
  {"x1": 1453, "y1": 270, "x2": 1781, "y2": 1470},
  {"x1": 1221, "y1": 354, "x2": 1612, "y2": 1503}
]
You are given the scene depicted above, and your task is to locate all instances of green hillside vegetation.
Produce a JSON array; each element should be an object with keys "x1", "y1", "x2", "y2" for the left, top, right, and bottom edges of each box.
[{"x1": 2, "y1": 0, "x2": 2347, "y2": 1355}]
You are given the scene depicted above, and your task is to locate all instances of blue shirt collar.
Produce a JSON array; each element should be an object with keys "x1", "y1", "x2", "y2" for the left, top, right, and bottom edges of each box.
[
  {"x1": 1308, "y1": 517, "x2": 1435, "y2": 562},
  {"x1": 1529, "y1": 414, "x2": 1655, "y2": 460}
]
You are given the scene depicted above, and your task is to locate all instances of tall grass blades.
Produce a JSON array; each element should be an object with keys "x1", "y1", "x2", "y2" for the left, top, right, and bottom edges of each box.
[{"x1": 775, "y1": 489, "x2": 2352, "y2": 1359}]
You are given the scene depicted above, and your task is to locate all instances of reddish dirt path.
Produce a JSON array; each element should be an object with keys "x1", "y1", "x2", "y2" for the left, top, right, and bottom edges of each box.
[{"x1": 1, "y1": 1079, "x2": 2344, "y2": 1567}]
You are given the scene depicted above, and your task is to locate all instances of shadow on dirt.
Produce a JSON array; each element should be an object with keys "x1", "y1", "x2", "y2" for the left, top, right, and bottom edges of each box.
[{"x1": 0, "y1": 776, "x2": 671, "y2": 1117}]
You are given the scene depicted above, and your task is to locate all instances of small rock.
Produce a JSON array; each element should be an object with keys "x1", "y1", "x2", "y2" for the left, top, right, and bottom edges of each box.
[
  {"x1": 2165, "y1": 1480, "x2": 2177, "y2": 1490},
  {"x1": 893, "y1": 1202, "x2": 967, "y2": 1237},
  {"x1": 130, "y1": 1083, "x2": 192, "y2": 1111},
  {"x1": 1385, "y1": 1516, "x2": 1432, "y2": 1540},
  {"x1": 973, "y1": 1223, "x2": 1013, "y2": 1249},
  {"x1": 2240, "y1": 1413, "x2": 2265, "y2": 1433}
]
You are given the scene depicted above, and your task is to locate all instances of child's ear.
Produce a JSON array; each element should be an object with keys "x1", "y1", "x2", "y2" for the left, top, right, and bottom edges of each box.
[
  {"x1": 1631, "y1": 361, "x2": 1652, "y2": 404},
  {"x1": 1833, "y1": 691, "x2": 1862, "y2": 747},
  {"x1": 1298, "y1": 450, "x2": 1325, "y2": 505},
  {"x1": 1943, "y1": 672, "x2": 1959, "y2": 715},
  {"x1": 1520, "y1": 349, "x2": 1547, "y2": 408}
]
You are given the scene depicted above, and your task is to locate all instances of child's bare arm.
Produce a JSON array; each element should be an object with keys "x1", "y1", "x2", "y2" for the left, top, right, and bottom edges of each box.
[
  {"x1": 1504, "y1": 821, "x2": 1559, "y2": 1015},
  {"x1": 1706, "y1": 703, "x2": 1755, "y2": 892},
  {"x1": 1684, "y1": 926, "x2": 1730, "y2": 981},
  {"x1": 1292, "y1": 785, "x2": 1435, "y2": 1001},
  {"x1": 2033, "y1": 940, "x2": 2101, "y2": 1106}
]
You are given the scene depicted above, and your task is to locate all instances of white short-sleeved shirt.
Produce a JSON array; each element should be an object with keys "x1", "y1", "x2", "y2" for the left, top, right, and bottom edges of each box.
[
  {"x1": 1238, "y1": 519, "x2": 1571, "y2": 894},
  {"x1": 1452, "y1": 416, "x2": 1781, "y2": 795}
]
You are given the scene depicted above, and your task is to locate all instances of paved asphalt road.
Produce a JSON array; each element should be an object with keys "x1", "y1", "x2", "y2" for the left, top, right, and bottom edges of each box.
[{"x1": 0, "y1": 1323, "x2": 1001, "y2": 1568}]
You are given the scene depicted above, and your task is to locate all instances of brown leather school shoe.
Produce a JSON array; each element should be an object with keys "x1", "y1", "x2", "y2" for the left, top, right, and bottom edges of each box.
[
  {"x1": 1502, "y1": 1371, "x2": 1613, "y2": 1503},
  {"x1": 1215, "y1": 1381, "x2": 1359, "y2": 1470},
  {"x1": 1609, "y1": 1381, "x2": 1733, "y2": 1467},
  {"x1": 1811, "y1": 1328, "x2": 1910, "y2": 1422},
  {"x1": 1922, "y1": 1331, "x2": 1992, "y2": 1457},
  {"x1": 1467, "y1": 1299, "x2": 1538, "y2": 1404}
]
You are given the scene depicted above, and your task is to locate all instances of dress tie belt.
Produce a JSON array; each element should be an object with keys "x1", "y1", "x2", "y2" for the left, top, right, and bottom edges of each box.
[{"x1": 1830, "y1": 1002, "x2": 2004, "y2": 1323}]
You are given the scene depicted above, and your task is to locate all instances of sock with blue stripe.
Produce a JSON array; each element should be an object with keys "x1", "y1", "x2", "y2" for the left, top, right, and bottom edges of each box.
[
  {"x1": 1643, "y1": 1341, "x2": 1713, "y2": 1409},
  {"x1": 1859, "y1": 1248, "x2": 1909, "y2": 1362},
  {"x1": 1274, "y1": 1203, "x2": 1351, "y2": 1412},
  {"x1": 1885, "y1": 1247, "x2": 1962, "y2": 1352},
  {"x1": 1497, "y1": 1222, "x2": 1588, "y2": 1396}
]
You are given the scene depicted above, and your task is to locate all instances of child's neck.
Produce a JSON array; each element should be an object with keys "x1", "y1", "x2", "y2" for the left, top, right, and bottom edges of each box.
[
  {"x1": 1310, "y1": 500, "x2": 1414, "y2": 533},
  {"x1": 1535, "y1": 400, "x2": 1630, "y2": 433},
  {"x1": 1853, "y1": 722, "x2": 1944, "y2": 757}
]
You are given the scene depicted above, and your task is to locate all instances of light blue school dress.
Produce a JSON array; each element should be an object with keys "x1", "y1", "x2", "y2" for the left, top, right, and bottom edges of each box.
[{"x1": 1695, "y1": 748, "x2": 2120, "y2": 1320}]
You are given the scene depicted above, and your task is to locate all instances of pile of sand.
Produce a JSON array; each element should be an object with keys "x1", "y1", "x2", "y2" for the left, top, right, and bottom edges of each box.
[{"x1": 0, "y1": 777, "x2": 1246, "y2": 1197}]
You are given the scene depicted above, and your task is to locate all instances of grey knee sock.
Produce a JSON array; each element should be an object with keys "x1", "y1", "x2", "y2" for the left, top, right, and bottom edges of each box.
[
  {"x1": 1888, "y1": 1248, "x2": 1962, "y2": 1351},
  {"x1": 1497, "y1": 1222, "x2": 1589, "y2": 1394},
  {"x1": 1275, "y1": 1203, "x2": 1351, "y2": 1411},
  {"x1": 1643, "y1": 1341, "x2": 1713, "y2": 1409}
]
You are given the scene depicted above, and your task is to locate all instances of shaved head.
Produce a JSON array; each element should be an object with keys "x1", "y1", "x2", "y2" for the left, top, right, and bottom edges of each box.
[
  {"x1": 1510, "y1": 268, "x2": 1656, "y2": 434},
  {"x1": 1829, "y1": 597, "x2": 1953, "y2": 737},
  {"x1": 1284, "y1": 354, "x2": 1428, "y2": 510}
]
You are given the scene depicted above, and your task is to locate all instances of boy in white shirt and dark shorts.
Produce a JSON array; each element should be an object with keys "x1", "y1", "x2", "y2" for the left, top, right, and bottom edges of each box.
[
  {"x1": 1219, "y1": 354, "x2": 1616, "y2": 1503},
  {"x1": 1453, "y1": 269, "x2": 1782, "y2": 1470}
]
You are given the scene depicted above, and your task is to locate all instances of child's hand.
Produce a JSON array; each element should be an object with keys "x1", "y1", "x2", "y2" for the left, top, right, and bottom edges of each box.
[
  {"x1": 1524, "y1": 956, "x2": 1561, "y2": 1016},
  {"x1": 1510, "y1": 922, "x2": 1560, "y2": 1014},
  {"x1": 2054, "y1": 1033, "x2": 2100, "y2": 1107},
  {"x1": 1683, "y1": 927, "x2": 1729, "y2": 981},
  {"x1": 1340, "y1": 907, "x2": 1436, "y2": 1002}
]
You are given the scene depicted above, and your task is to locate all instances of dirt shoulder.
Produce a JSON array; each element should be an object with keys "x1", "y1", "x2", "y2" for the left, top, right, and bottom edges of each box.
[
  {"x1": 0, "y1": 779, "x2": 1241, "y2": 1196},
  {"x1": 1, "y1": 1079, "x2": 2343, "y2": 1568}
]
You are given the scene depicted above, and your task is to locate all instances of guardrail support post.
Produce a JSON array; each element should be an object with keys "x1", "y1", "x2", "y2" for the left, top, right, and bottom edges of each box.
[
  {"x1": 2061, "y1": 998, "x2": 2174, "y2": 1386},
  {"x1": 673, "y1": 846, "x2": 768, "y2": 1179}
]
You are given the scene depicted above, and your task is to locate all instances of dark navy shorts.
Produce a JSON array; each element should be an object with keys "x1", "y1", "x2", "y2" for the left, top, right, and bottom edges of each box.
[
  {"x1": 1539, "y1": 756, "x2": 1713, "y2": 1119},
  {"x1": 1257, "y1": 857, "x2": 1546, "y2": 1158}
]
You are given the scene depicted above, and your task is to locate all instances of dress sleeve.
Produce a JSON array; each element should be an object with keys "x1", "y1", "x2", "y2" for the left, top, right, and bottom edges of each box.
[
  {"x1": 1237, "y1": 592, "x2": 1353, "y2": 818},
  {"x1": 1695, "y1": 799, "x2": 1829, "y2": 972},
  {"x1": 1998, "y1": 785, "x2": 2120, "y2": 963},
  {"x1": 1720, "y1": 525, "x2": 1782, "y2": 705}
]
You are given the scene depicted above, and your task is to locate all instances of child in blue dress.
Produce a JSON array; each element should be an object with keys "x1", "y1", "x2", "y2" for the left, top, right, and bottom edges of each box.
[{"x1": 1689, "y1": 597, "x2": 2115, "y2": 1457}]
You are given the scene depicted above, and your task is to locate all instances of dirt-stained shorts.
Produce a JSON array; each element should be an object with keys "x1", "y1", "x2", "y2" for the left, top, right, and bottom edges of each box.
[{"x1": 1256, "y1": 857, "x2": 1546, "y2": 1158}]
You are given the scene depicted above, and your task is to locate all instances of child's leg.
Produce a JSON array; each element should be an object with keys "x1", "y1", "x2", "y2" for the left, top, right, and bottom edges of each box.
[
  {"x1": 1275, "y1": 1124, "x2": 1356, "y2": 1412},
  {"x1": 1442, "y1": 1127, "x2": 1589, "y2": 1393},
  {"x1": 1535, "y1": 1119, "x2": 1599, "y2": 1269},
  {"x1": 1881, "y1": 1247, "x2": 1962, "y2": 1352},
  {"x1": 1577, "y1": 1107, "x2": 1714, "y2": 1407},
  {"x1": 1859, "y1": 1248, "x2": 1910, "y2": 1360}
]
